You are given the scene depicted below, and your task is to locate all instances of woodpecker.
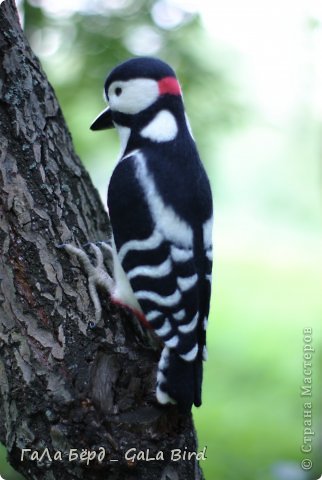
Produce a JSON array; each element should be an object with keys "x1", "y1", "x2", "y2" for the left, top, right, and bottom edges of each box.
[{"x1": 66, "y1": 57, "x2": 213, "y2": 413}]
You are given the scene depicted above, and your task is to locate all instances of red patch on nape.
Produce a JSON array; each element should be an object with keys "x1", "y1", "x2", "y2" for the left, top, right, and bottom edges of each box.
[{"x1": 158, "y1": 76, "x2": 181, "y2": 96}]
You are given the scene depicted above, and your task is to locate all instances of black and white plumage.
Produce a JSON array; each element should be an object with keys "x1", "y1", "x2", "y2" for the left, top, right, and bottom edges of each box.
[{"x1": 91, "y1": 57, "x2": 213, "y2": 413}]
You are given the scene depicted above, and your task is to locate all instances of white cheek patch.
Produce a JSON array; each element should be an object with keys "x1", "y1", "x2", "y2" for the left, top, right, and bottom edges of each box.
[
  {"x1": 108, "y1": 79, "x2": 159, "y2": 115},
  {"x1": 140, "y1": 110, "x2": 178, "y2": 143}
]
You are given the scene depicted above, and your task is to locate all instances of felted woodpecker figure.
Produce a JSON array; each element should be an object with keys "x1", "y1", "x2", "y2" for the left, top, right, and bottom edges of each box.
[{"x1": 64, "y1": 57, "x2": 213, "y2": 413}]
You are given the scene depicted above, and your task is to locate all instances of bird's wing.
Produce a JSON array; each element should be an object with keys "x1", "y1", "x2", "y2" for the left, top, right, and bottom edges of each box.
[{"x1": 108, "y1": 152, "x2": 207, "y2": 361}]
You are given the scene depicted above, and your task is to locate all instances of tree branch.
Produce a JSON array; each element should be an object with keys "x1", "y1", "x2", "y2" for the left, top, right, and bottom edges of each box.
[{"x1": 0, "y1": 1, "x2": 204, "y2": 478}]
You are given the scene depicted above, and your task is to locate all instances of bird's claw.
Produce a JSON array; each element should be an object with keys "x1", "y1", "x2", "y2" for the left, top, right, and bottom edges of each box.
[{"x1": 57, "y1": 241, "x2": 115, "y2": 326}]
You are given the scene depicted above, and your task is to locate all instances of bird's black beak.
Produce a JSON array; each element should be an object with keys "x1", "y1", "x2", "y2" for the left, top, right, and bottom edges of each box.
[{"x1": 90, "y1": 107, "x2": 114, "y2": 130}]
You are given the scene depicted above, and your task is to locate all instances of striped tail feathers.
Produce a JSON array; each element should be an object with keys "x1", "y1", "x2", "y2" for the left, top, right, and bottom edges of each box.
[
  {"x1": 156, "y1": 346, "x2": 203, "y2": 413},
  {"x1": 145, "y1": 306, "x2": 205, "y2": 412}
]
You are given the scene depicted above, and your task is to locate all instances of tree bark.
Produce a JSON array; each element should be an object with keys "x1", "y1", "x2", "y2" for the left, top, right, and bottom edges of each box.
[{"x1": 0, "y1": 1, "x2": 204, "y2": 479}]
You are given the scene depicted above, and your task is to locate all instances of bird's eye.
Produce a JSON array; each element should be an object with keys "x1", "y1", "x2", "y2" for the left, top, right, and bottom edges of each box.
[{"x1": 115, "y1": 87, "x2": 122, "y2": 96}]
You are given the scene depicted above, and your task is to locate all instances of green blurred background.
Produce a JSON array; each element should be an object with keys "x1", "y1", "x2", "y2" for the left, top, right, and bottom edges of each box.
[{"x1": 1, "y1": 0, "x2": 321, "y2": 478}]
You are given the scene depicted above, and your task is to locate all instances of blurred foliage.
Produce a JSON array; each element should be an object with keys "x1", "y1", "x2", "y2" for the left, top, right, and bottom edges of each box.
[
  {"x1": 21, "y1": 0, "x2": 246, "y2": 174},
  {"x1": 195, "y1": 254, "x2": 322, "y2": 480}
]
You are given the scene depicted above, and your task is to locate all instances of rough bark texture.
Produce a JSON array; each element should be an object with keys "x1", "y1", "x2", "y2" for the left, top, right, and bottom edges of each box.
[{"x1": 0, "y1": 1, "x2": 204, "y2": 479}]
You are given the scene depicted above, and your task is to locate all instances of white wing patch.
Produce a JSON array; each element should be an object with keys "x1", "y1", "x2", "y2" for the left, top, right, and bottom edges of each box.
[
  {"x1": 146, "y1": 310, "x2": 162, "y2": 322},
  {"x1": 156, "y1": 347, "x2": 176, "y2": 405},
  {"x1": 203, "y1": 216, "x2": 213, "y2": 249},
  {"x1": 177, "y1": 273, "x2": 198, "y2": 292},
  {"x1": 178, "y1": 312, "x2": 198, "y2": 333},
  {"x1": 170, "y1": 246, "x2": 193, "y2": 262},
  {"x1": 135, "y1": 153, "x2": 193, "y2": 248},
  {"x1": 118, "y1": 229, "x2": 163, "y2": 263},
  {"x1": 155, "y1": 319, "x2": 172, "y2": 336},
  {"x1": 180, "y1": 344, "x2": 198, "y2": 362},
  {"x1": 173, "y1": 309, "x2": 185, "y2": 321},
  {"x1": 203, "y1": 216, "x2": 213, "y2": 262},
  {"x1": 135, "y1": 288, "x2": 181, "y2": 307},
  {"x1": 127, "y1": 257, "x2": 172, "y2": 280},
  {"x1": 165, "y1": 335, "x2": 179, "y2": 348},
  {"x1": 140, "y1": 110, "x2": 178, "y2": 143}
]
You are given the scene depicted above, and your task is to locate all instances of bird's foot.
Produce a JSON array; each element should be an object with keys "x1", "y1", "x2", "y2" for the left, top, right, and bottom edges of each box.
[{"x1": 58, "y1": 241, "x2": 114, "y2": 327}]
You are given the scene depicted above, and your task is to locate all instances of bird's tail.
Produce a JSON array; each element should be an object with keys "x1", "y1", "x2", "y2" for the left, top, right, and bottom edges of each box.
[{"x1": 156, "y1": 346, "x2": 203, "y2": 413}]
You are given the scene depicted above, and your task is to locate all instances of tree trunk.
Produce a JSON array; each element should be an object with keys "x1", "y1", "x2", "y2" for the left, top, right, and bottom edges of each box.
[{"x1": 0, "y1": 1, "x2": 204, "y2": 479}]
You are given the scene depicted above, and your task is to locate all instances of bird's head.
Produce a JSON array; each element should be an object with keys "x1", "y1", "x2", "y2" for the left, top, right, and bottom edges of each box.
[{"x1": 90, "y1": 57, "x2": 183, "y2": 131}]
